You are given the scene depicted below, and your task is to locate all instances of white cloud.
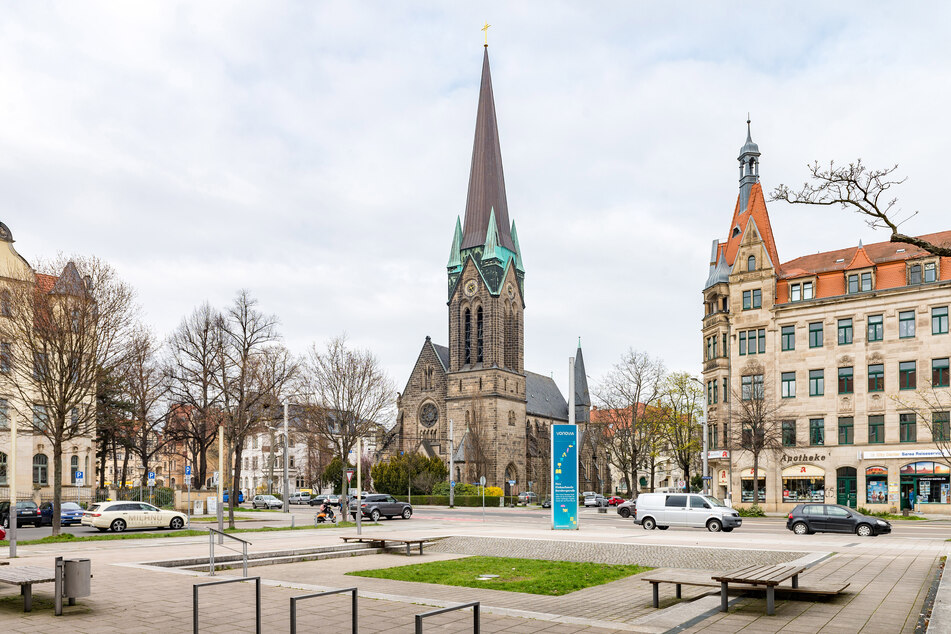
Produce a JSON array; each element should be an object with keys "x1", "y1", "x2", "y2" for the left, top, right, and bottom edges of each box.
[{"x1": 2, "y1": 2, "x2": 950, "y2": 407}]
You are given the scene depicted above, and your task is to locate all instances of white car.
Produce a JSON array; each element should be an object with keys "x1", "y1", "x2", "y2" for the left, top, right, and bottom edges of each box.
[
  {"x1": 81, "y1": 501, "x2": 188, "y2": 533},
  {"x1": 252, "y1": 494, "x2": 283, "y2": 509}
]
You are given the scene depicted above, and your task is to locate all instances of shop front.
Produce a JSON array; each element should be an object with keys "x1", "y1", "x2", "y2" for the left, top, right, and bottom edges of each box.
[
  {"x1": 899, "y1": 461, "x2": 950, "y2": 510},
  {"x1": 782, "y1": 464, "x2": 826, "y2": 504},
  {"x1": 864, "y1": 466, "x2": 888, "y2": 506},
  {"x1": 739, "y1": 468, "x2": 766, "y2": 504}
]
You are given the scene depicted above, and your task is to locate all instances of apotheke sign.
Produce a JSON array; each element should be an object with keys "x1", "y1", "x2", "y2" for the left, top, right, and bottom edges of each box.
[{"x1": 780, "y1": 453, "x2": 827, "y2": 463}]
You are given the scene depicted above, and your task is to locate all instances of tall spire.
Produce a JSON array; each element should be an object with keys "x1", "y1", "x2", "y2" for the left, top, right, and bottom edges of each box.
[
  {"x1": 510, "y1": 220, "x2": 524, "y2": 272},
  {"x1": 461, "y1": 47, "x2": 515, "y2": 251},
  {"x1": 738, "y1": 116, "x2": 761, "y2": 214},
  {"x1": 447, "y1": 216, "x2": 463, "y2": 271}
]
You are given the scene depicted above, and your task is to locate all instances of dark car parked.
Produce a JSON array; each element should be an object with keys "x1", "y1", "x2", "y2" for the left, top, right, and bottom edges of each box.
[
  {"x1": 40, "y1": 501, "x2": 85, "y2": 526},
  {"x1": 0, "y1": 500, "x2": 42, "y2": 528},
  {"x1": 308, "y1": 495, "x2": 329, "y2": 507},
  {"x1": 786, "y1": 504, "x2": 891, "y2": 537},
  {"x1": 349, "y1": 494, "x2": 412, "y2": 521}
]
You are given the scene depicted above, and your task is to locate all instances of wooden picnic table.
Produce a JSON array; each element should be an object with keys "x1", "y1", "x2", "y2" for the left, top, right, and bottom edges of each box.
[
  {"x1": 340, "y1": 535, "x2": 430, "y2": 556},
  {"x1": 0, "y1": 565, "x2": 56, "y2": 612},
  {"x1": 712, "y1": 564, "x2": 807, "y2": 615}
]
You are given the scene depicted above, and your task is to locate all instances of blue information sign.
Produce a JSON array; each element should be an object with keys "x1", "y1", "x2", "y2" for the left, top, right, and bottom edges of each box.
[
  {"x1": 551, "y1": 424, "x2": 578, "y2": 530},
  {"x1": 185, "y1": 465, "x2": 192, "y2": 476}
]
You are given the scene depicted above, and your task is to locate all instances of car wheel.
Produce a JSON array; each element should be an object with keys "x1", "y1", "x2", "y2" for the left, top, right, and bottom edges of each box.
[
  {"x1": 402, "y1": 508, "x2": 412, "y2": 520},
  {"x1": 642, "y1": 517, "x2": 656, "y2": 530},
  {"x1": 619, "y1": 508, "x2": 631, "y2": 518},
  {"x1": 170, "y1": 517, "x2": 185, "y2": 530},
  {"x1": 370, "y1": 509, "x2": 380, "y2": 522},
  {"x1": 792, "y1": 521, "x2": 809, "y2": 535},
  {"x1": 111, "y1": 519, "x2": 127, "y2": 533},
  {"x1": 856, "y1": 523, "x2": 873, "y2": 537},
  {"x1": 707, "y1": 519, "x2": 723, "y2": 532},
  {"x1": 657, "y1": 526, "x2": 669, "y2": 531}
]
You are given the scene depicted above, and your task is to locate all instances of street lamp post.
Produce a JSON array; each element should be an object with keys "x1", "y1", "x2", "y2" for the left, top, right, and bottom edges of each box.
[
  {"x1": 283, "y1": 403, "x2": 290, "y2": 514},
  {"x1": 690, "y1": 377, "x2": 709, "y2": 495}
]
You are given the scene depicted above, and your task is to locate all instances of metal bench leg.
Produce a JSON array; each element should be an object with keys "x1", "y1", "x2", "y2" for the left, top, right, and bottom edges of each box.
[
  {"x1": 406, "y1": 543, "x2": 411, "y2": 556},
  {"x1": 652, "y1": 582, "x2": 659, "y2": 608},
  {"x1": 419, "y1": 542, "x2": 423, "y2": 556},
  {"x1": 720, "y1": 582, "x2": 728, "y2": 612},
  {"x1": 22, "y1": 584, "x2": 32, "y2": 612},
  {"x1": 766, "y1": 586, "x2": 775, "y2": 616},
  {"x1": 676, "y1": 583, "x2": 681, "y2": 599},
  {"x1": 792, "y1": 574, "x2": 799, "y2": 589}
]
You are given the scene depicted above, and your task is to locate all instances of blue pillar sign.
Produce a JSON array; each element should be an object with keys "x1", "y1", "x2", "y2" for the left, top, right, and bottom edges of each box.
[{"x1": 551, "y1": 424, "x2": 579, "y2": 530}]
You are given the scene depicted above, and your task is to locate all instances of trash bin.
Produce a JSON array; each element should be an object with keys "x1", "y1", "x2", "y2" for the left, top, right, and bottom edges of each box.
[{"x1": 63, "y1": 558, "x2": 91, "y2": 598}]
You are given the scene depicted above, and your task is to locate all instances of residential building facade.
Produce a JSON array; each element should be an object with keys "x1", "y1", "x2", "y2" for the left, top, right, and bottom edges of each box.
[{"x1": 702, "y1": 124, "x2": 951, "y2": 513}]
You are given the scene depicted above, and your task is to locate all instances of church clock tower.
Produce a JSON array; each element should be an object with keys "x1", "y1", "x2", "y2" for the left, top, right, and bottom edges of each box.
[{"x1": 444, "y1": 46, "x2": 527, "y2": 488}]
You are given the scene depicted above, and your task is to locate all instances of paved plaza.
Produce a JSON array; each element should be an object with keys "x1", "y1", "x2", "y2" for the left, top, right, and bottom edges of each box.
[{"x1": 0, "y1": 507, "x2": 946, "y2": 632}]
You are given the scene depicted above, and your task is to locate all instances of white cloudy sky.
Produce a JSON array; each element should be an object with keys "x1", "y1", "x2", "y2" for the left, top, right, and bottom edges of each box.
[{"x1": 2, "y1": 3, "x2": 949, "y2": 401}]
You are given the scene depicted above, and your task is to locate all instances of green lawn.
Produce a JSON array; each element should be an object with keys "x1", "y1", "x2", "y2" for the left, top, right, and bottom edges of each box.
[
  {"x1": 347, "y1": 556, "x2": 651, "y2": 596},
  {"x1": 0, "y1": 521, "x2": 364, "y2": 546}
]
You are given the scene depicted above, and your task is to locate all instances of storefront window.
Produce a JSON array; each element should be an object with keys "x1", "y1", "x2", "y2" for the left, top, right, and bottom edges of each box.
[
  {"x1": 865, "y1": 466, "x2": 888, "y2": 504},
  {"x1": 740, "y1": 477, "x2": 766, "y2": 503},
  {"x1": 782, "y1": 465, "x2": 825, "y2": 503},
  {"x1": 900, "y1": 462, "x2": 951, "y2": 504}
]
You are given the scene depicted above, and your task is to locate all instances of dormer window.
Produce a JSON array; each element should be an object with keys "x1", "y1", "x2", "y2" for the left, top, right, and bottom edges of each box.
[
  {"x1": 747, "y1": 255, "x2": 756, "y2": 272},
  {"x1": 925, "y1": 262, "x2": 938, "y2": 283},
  {"x1": 909, "y1": 264, "x2": 922, "y2": 285},
  {"x1": 790, "y1": 283, "x2": 801, "y2": 302},
  {"x1": 803, "y1": 281, "x2": 814, "y2": 300}
]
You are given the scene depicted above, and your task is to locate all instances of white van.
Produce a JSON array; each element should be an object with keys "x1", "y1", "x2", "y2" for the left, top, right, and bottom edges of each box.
[{"x1": 633, "y1": 493, "x2": 742, "y2": 532}]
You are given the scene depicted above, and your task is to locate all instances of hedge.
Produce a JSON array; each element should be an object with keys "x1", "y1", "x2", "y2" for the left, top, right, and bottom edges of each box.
[{"x1": 394, "y1": 495, "x2": 506, "y2": 507}]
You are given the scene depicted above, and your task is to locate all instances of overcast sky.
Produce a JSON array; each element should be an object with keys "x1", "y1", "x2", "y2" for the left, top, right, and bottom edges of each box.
[{"x1": 3, "y1": 3, "x2": 950, "y2": 403}]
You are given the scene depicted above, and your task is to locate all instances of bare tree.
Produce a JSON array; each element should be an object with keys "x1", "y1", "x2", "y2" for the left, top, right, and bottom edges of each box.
[
  {"x1": 772, "y1": 160, "x2": 951, "y2": 256},
  {"x1": 462, "y1": 396, "x2": 491, "y2": 484},
  {"x1": 594, "y1": 350, "x2": 666, "y2": 498},
  {"x1": 659, "y1": 372, "x2": 704, "y2": 489},
  {"x1": 217, "y1": 291, "x2": 298, "y2": 528},
  {"x1": 166, "y1": 303, "x2": 224, "y2": 488},
  {"x1": 0, "y1": 259, "x2": 133, "y2": 535},
  {"x1": 119, "y1": 327, "x2": 170, "y2": 488},
  {"x1": 726, "y1": 360, "x2": 785, "y2": 507},
  {"x1": 299, "y1": 334, "x2": 394, "y2": 520}
]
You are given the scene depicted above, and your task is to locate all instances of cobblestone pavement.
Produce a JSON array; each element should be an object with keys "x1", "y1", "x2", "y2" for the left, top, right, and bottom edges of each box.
[
  {"x1": 0, "y1": 513, "x2": 946, "y2": 632},
  {"x1": 427, "y1": 535, "x2": 804, "y2": 568}
]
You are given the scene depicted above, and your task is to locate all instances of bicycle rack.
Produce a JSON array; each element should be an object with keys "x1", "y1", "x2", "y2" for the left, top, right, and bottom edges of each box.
[
  {"x1": 415, "y1": 602, "x2": 480, "y2": 633},
  {"x1": 290, "y1": 587, "x2": 358, "y2": 634},
  {"x1": 193, "y1": 576, "x2": 261, "y2": 634},
  {"x1": 207, "y1": 528, "x2": 251, "y2": 576}
]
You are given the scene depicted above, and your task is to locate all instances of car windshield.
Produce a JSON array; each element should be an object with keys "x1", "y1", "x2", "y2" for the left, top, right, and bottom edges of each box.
[
  {"x1": 701, "y1": 495, "x2": 728, "y2": 507},
  {"x1": 61, "y1": 503, "x2": 82, "y2": 510}
]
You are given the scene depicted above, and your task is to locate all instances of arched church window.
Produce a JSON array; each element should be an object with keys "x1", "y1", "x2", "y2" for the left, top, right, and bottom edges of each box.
[
  {"x1": 508, "y1": 411, "x2": 516, "y2": 426},
  {"x1": 464, "y1": 308, "x2": 472, "y2": 365},
  {"x1": 747, "y1": 255, "x2": 756, "y2": 272},
  {"x1": 476, "y1": 306, "x2": 484, "y2": 363}
]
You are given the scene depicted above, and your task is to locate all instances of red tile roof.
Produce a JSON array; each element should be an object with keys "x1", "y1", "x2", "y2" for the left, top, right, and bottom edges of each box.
[
  {"x1": 718, "y1": 183, "x2": 781, "y2": 270},
  {"x1": 35, "y1": 273, "x2": 57, "y2": 293}
]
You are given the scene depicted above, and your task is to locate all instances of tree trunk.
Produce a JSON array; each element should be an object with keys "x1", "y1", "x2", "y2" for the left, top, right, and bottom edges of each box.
[
  {"x1": 752, "y1": 452, "x2": 760, "y2": 507},
  {"x1": 120, "y1": 451, "x2": 129, "y2": 490},
  {"x1": 229, "y1": 446, "x2": 243, "y2": 529},
  {"x1": 52, "y1": 436, "x2": 63, "y2": 536},
  {"x1": 199, "y1": 441, "x2": 208, "y2": 489}
]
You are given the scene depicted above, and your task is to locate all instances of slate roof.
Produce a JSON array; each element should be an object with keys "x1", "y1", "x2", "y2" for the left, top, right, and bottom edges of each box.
[
  {"x1": 461, "y1": 48, "x2": 515, "y2": 252},
  {"x1": 432, "y1": 342, "x2": 450, "y2": 373},
  {"x1": 573, "y1": 346, "x2": 590, "y2": 424},
  {"x1": 526, "y1": 371, "x2": 569, "y2": 421}
]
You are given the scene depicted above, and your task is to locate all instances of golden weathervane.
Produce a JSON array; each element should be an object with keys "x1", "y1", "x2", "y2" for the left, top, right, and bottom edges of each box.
[{"x1": 482, "y1": 21, "x2": 491, "y2": 46}]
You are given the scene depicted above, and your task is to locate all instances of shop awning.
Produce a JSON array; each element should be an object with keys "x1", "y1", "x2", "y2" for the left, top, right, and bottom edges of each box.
[{"x1": 782, "y1": 464, "x2": 825, "y2": 479}]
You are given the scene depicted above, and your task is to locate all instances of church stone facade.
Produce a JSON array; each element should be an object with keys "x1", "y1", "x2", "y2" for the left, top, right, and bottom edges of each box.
[{"x1": 382, "y1": 47, "x2": 590, "y2": 495}]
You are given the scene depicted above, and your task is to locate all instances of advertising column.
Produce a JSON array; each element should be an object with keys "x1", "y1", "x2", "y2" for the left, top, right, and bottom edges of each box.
[{"x1": 551, "y1": 424, "x2": 578, "y2": 530}]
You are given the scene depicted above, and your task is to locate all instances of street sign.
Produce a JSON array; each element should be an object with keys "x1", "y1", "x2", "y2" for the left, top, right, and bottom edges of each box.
[
  {"x1": 450, "y1": 480, "x2": 456, "y2": 488},
  {"x1": 701, "y1": 476, "x2": 713, "y2": 480},
  {"x1": 479, "y1": 476, "x2": 486, "y2": 486},
  {"x1": 508, "y1": 480, "x2": 516, "y2": 486},
  {"x1": 185, "y1": 465, "x2": 192, "y2": 476},
  {"x1": 677, "y1": 479, "x2": 686, "y2": 489},
  {"x1": 212, "y1": 471, "x2": 219, "y2": 485},
  {"x1": 75, "y1": 471, "x2": 84, "y2": 485},
  {"x1": 148, "y1": 471, "x2": 155, "y2": 486},
  {"x1": 346, "y1": 469, "x2": 355, "y2": 483}
]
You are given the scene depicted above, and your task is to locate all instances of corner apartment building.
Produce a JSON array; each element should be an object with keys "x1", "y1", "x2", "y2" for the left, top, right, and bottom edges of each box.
[{"x1": 702, "y1": 124, "x2": 951, "y2": 514}]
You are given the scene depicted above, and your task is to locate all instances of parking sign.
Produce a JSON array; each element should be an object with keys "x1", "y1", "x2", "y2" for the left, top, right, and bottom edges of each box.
[
  {"x1": 75, "y1": 471, "x2": 84, "y2": 485},
  {"x1": 148, "y1": 471, "x2": 155, "y2": 486},
  {"x1": 185, "y1": 465, "x2": 192, "y2": 476}
]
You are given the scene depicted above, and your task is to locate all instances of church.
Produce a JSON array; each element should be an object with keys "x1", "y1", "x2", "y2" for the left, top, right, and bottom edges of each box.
[{"x1": 381, "y1": 46, "x2": 596, "y2": 497}]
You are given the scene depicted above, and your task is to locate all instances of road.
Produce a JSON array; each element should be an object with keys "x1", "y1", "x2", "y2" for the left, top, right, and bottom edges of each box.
[{"x1": 7, "y1": 503, "x2": 948, "y2": 540}]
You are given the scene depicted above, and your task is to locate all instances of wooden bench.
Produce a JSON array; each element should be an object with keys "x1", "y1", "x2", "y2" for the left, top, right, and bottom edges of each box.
[
  {"x1": 643, "y1": 565, "x2": 850, "y2": 616},
  {"x1": 340, "y1": 535, "x2": 429, "y2": 556},
  {"x1": 0, "y1": 566, "x2": 56, "y2": 612}
]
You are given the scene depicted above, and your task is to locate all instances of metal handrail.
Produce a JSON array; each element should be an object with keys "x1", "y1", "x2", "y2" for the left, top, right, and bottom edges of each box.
[
  {"x1": 290, "y1": 587, "x2": 358, "y2": 634},
  {"x1": 193, "y1": 576, "x2": 261, "y2": 634},
  {"x1": 208, "y1": 528, "x2": 252, "y2": 577},
  {"x1": 415, "y1": 602, "x2": 480, "y2": 633}
]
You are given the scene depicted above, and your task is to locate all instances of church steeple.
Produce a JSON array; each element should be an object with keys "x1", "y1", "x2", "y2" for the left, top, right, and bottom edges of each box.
[
  {"x1": 461, "y1": 47, "x2": 515, "y2": 252},
  {"x1": 738, "y1": 117, "x2": 761, "y2": 214}
]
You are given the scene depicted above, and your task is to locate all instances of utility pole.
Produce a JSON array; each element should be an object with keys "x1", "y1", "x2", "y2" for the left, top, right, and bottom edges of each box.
[
  {"x1": 355, "y1": 437, "x2": 362, "y2": 535},
  {"x1": 690, "y1": 377, "x2": 710, "y2": 495},
  {"x1": 448, "y1": 419, "x2": 454, "y2": 509},
  {"x1": 283, "y1": 403, "x2": 290, "y2": 514},
  {"x1": 217, "y1": 424, "x2": 223, "y2": 543}
]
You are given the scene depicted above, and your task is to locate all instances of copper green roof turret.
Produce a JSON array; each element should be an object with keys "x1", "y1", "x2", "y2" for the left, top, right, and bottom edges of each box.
[
  {"x1": 510, "y1": 220, "x2": 524, "y2": 272},
  {"x1": 482, "y1": 207, "x2": 502, "y2": 263},
  {"x1": 447, "y1": 216, "x2": 463, "y2": 272}
]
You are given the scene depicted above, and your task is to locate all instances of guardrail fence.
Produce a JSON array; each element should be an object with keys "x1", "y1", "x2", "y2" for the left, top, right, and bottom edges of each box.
[
  {"x1": 414, "y1": 602, "x2": 480, "y2": 633},
  {"x1": 290, "y1": 587, "x2": 358, "y2": 634},
  {"x1": 192, "y1": 576, "x2": 261, "y2": 634}
]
